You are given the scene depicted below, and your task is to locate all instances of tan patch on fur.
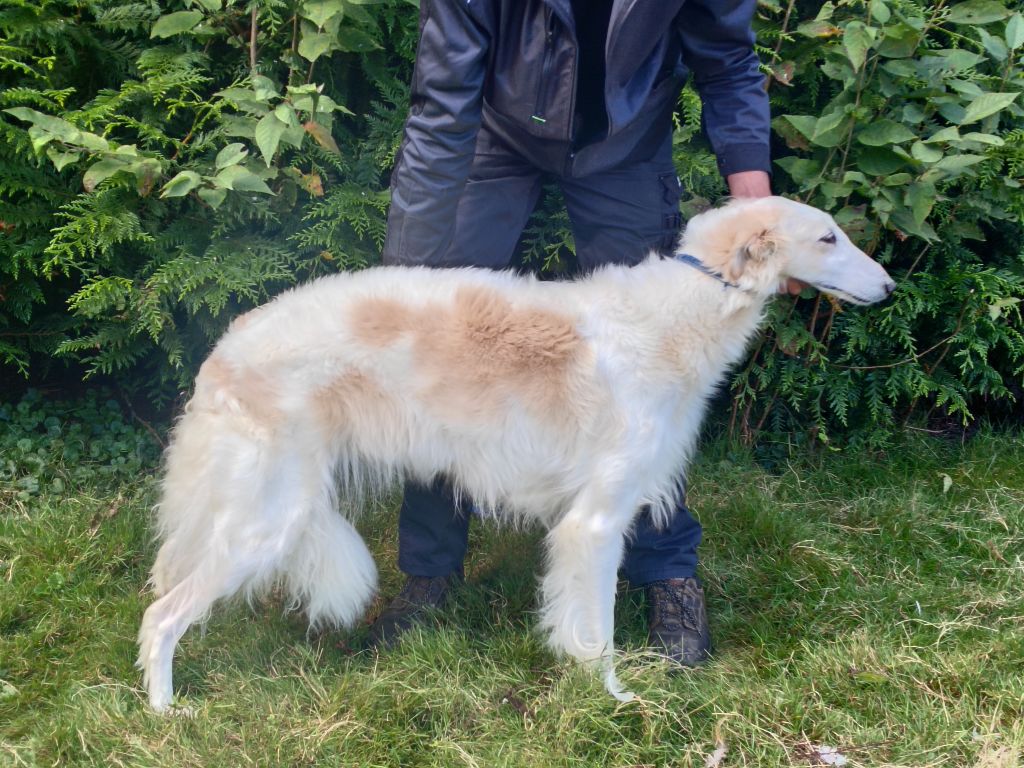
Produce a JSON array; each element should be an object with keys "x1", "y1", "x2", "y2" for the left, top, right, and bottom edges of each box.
[
  {"x1": 348, "y1": 298, "x2": 419, "y2": 347},
  {"x1": 312, "y1": 370, "x2": 395, "y2": 435},
  {"x1": 347, "y1": 288, "x2": 587, "y2": 425},
  {"x1": 693, "y1": 204, "x2": 783, "y2": 282},
  {"x1": 195, "y1": 354, "x2": 281, "y2": 425},
  {"x1": 415, "y1": 287, "x2": 585, "y2": 423}
]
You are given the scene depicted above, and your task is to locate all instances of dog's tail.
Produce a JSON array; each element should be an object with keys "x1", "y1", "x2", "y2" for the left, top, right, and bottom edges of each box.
[{"x1": 139, "y1": 402, "x2": 377, "y2": 710}]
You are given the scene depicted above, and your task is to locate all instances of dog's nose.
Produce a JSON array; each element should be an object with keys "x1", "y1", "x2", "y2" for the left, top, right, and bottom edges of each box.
[{"x1": 884, "y1": 280, "x2": 896, "y2": 297}]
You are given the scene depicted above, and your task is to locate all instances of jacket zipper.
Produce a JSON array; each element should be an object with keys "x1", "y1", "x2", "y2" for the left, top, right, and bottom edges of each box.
[{"x1": 530, "y1": 6, "x2": 557, "y2": 126}]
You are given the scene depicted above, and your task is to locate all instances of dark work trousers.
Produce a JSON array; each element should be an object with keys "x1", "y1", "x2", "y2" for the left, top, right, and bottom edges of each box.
[{"x1": 388, "y1": 125, "x2": 702, "y2": 586}]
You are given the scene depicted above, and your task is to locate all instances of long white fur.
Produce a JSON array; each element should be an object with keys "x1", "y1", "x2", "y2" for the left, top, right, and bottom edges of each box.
[{"x1": 138, "y1": 196, "x2": 895, "y2": 711}]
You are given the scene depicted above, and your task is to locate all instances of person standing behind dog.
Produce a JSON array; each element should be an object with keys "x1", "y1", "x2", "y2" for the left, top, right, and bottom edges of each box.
[{"x1": 371, "y1": 0, "x2": 772, "y2": 665}]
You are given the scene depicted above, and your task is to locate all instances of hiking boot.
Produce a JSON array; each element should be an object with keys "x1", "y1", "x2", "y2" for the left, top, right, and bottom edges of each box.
[
  {"x1": 367, "y1": 573, "x2": 461, "y2": 648},
  {"x1": 645, "y1": 577, "x2": 712, "y2": 667}
]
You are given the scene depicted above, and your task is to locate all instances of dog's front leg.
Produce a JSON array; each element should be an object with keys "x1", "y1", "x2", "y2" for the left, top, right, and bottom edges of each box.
[{"x1": 539, "y1": 492, "x2": 635, "y2": 702}]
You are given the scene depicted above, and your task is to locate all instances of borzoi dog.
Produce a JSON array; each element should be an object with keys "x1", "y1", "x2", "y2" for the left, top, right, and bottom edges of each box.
[{"x1": 138, "y1": 196, "x2": 895, "y2": 710}]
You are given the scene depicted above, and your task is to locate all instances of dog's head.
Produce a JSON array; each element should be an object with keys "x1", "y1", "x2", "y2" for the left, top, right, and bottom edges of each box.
[{"x1": 679, "y1": 197, "x2": 896, "y2": 305}]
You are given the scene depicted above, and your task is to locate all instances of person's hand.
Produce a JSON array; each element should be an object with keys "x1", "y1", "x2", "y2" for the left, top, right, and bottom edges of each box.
[{"x1": 726, "y1": 170, "x2": 806, "y2": 295}]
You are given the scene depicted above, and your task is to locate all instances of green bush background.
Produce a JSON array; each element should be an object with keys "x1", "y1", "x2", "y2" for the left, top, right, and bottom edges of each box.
[{"x1": 1, "y1": 0, "x2": 1022, "y2": 444}]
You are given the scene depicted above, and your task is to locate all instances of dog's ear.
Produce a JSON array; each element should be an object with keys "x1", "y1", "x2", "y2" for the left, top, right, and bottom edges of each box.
[
  {"x1": 720, "y1": 208, "x2": 782, "y2": 284},
  {"x1": 722, "y1": 226, "x2": 779, "y2": 282},
  {"x1": 743, "y1": 228, "x2": 779, "y2": 262}
]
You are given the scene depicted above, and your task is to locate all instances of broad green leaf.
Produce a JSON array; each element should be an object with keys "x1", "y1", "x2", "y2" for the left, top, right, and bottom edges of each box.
[
  {"x1": 129, "y1": 157, "x2": 161, "y2": 196},
  {"x1": 191, "y1": 0, "x2": 221, "y2": 9},
  {"x1": 902, "y1": 103, "x2": 926, "y2": 123},
  {"x1": 935, "y1": 154, "x2": 986, "y2": 175},
  {"x1": 281, "y1": 123, "x2": 307, "y2": 148},
  {"x1": 797, "y1": 19, "x2": 841, "y2": 37},
  {"x1": 925, "y1": 126, "x2": 960, "y2": 143},
  {"x1": 905, "y1": 181, "x2": 936, "y2": 225},
  {"x1": 5, "y1": 107, "x2": 82, "y2": 144},
  {"x1": 303, "y1": 120, "x2": 340, "y2": 154},
  {"x1": 220, "y1": 115, "x2": 257, "y2": 140},
  {"x1": 869, "y1": 0, "x2": 890, "y2": 24},
  {"x1": 857, "y1": 119, "x2": 917, "y2": 146},
  {"x1": 198, "y1": 186, "x2": 227, "y2": 208},
  {"x1": 961, "y1": 92, "x2": 1020, "y2": 125},
  {"x1": 251, "y1": 75, "x2": 280, "y2": 101},
  {"x1": 151, "y1": 10, "x2": 203, "y2": 38},
  {"x1": 937, "y1": 101, "x2": 967, "y2": 124},
  {"x1": 774, "y1": 157, "x2": 821, "y2": 184},
  {"x1": 160, "y1": 170, "x2": 202, "y2": 198},
  {"x1": 274, "y1": 103, "x2": 300, "y2": 127},
  {"x1": 214, "y1": 165, "x2": 274, "y2": 194},
  {"x1": 335, "y1": 26, "x2": 381, "y2": 52},
  {"x1": 960, "y1": 132, "x2": 1004, "y2": 146},
  {"x1": 882, "y1": 172, "x2": 913, "y2": 186},
  {"x1": 215, "y1": 142, "x2": 248, "y2": 169},
  {"x1": 298, "y1": 31, "x2": 336, "y2": 62},
  {"x1": 45, "y1": 147, "x2": 80, "y2": 171},
  {"x1": 890, "y1": 207, "x2": 937, "y2": 241},
  {"x1": 301, "y1": 0, "x2": 345, "y2": 29},
  {"x1": 779, "y1": 114, "x2": 817, "y2": 140},
  {"x1": 809, "y1": 109, "x2": 849, "y2": 148},
  {"x1": 843, "y1": 21, "x2": 874, "y2": 71},
  {"x1": 27, "y1": 126, "x2": 57, "y2": 152},
  {"x1": 254, "y1": 113, "x2": 287, "y2": 166},
  {"x1": 80, "y1": 132, "x2": 111, "y2": 152},
  {"x1": 979, "y1": 28, "x2": 1009, "y2": 61},
  {"x1": 947, "y1": 79, "x2": 984, "y2": 99},
  {"x1": 910, "y1": 141, "x2": 943, "y2": 163},
  {"x1": 945, "y1": 0, "x2": 1011, "y2": 25},
  {"x1": 920, "y1": 49, "x2": 984, "y2": 73},
  {"x1": 82, "y1": 157, "x2": 131, "y2": 192},
  {"x1": 1008, "y1": 13, "x2": 1024, "y2": 50},
  {"x1": 856, "y1": 146, "x2": 907, "y2": 175},
  {"x1": 876, "y1": 22, "x2": 919, "y2": 58}
]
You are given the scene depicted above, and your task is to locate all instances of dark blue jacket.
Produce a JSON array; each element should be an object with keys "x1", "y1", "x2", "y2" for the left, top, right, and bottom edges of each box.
[{"x1": 384, "y1": 0, "x2": 771, "y2": 264}]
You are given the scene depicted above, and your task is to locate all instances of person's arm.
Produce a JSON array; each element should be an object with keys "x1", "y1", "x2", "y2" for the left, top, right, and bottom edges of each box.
[
  {"x1": 676, "y1": 0, "x2": 771, "y2": 182},
  {"x1": 680, "y1": 4, "x2": 799, "y2": 292},
  {"x1": 382, "y1": 0, "x2": 492, "y2": 265}
]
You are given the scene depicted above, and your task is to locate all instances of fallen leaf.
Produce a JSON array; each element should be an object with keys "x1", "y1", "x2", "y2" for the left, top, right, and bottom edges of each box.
[
  {"x1": 812, "y1": 745, "x2": 848, "y2": 766},
  {"x1": 974, "y1": 745, "x2": 1019, "y2": 768},
  {"x1": 705, "y1": 740, "x2": 728, "y2": 768}
]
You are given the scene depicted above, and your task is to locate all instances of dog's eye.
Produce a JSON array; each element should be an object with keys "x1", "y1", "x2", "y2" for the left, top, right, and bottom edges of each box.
[{"x1": 819, "y1": 232, "x2": 837, "y2": 245}]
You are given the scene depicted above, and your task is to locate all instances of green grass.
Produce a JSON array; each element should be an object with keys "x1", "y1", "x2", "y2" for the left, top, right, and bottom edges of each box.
[{"x1": 1, "y1": 427, "x2": 1023, "y2": 767}]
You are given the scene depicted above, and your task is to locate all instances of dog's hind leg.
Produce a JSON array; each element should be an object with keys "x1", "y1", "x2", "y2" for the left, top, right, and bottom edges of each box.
[
  {"x1": 138, "y1": 564, "x2": 245, "y2": 711},
  {"x1": 280, "y1": 472, "x2": 378, "y2": 632},
  {"x1": 539, "y1": 489, "x2": 635, "y2": 702},
  {"x1": 139, "y1": 426, "x2": 353, "y2": 712}
]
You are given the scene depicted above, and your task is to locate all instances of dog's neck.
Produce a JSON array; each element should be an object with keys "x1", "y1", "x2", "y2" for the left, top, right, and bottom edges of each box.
[
  {"x1": 673, "y1": 252, "x2": 743, "y2": 290},
  {"x1": 597, "y1": 254, "x2": 777, "y2": 379}
]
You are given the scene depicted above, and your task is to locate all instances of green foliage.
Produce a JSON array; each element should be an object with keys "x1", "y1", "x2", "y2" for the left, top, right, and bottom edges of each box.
[
  {"x1": 0, "y1": 389, "x2": 161, "y2": 498},
  {"x1": 1, "y1": 0, "x2": 1022, "y2": 445},
  {"x1": 741, "y1": 0, "x2": 1024, "y2": 445},
  {"x1": 0, "y1": 0, "x2": 411, "y2": 391}
]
